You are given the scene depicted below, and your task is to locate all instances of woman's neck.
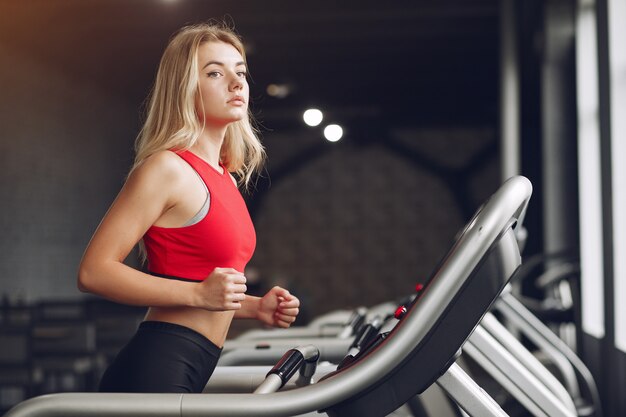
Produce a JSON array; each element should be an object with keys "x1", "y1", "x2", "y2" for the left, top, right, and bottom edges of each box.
[{"x1": 191, "y1": 127, "x2": 227, "y2": 168}]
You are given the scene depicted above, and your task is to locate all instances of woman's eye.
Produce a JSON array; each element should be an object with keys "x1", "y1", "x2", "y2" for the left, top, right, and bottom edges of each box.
[
  {"x1": 237, "y1": 71, "x2": 247, "y2": 78},
  {"x1": 207, "y1": 71, "x2": 222, "y2": 78}
]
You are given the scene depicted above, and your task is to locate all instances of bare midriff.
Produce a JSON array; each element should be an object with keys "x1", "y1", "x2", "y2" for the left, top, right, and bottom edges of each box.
[{"x1": 144, "y1": 306, "x2": 234, "y2": 347}]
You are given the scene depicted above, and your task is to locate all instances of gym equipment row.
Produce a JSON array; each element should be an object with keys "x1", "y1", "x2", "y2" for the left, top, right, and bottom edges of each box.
[{"x1": 0, "y1": 300, "x2": 144, "y2": 411}]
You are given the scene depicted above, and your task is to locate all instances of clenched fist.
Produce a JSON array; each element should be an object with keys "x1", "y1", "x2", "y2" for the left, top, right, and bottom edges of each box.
[
  {"x1": 257, "y1": 286, "x2": 300, "y2": 328},
  {"x1": 194, "y1": 267, "x2": 247, "y2": 310}
]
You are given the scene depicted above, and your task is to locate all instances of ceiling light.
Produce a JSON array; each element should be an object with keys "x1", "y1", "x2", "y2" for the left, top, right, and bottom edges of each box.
[
  {"x1": 323, "y1": 124, "x2": 343, "y2": 142},
  {"x1": 303, "y1": 108, "x2": 323, "y2": 127}
]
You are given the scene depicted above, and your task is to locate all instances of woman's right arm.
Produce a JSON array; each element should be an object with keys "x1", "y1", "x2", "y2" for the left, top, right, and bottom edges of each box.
[{"x1": 77, "y1": 152, "x2": 246, "y2": 311}]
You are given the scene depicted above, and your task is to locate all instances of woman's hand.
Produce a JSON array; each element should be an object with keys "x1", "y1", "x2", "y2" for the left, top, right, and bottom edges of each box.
[
  {"x1": 257, "y1": 286, "x2": 300, "y2": 328},
  {"x1": 194, "y1": 267, "x2": 247, "y2": 310}
]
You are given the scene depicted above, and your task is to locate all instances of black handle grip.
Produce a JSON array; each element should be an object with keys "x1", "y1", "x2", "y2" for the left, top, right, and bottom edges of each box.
[{"x1": 267, "y1": 349, "x2": 304, "y2": 385}]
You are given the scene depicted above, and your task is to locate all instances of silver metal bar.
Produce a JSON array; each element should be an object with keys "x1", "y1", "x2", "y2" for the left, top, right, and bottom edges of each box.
[
  {"x1": 464, "y1": 339, "x2": 547, "y2": 417},
  {"x1": 480, "y1": 313, "x2": 577, "y2": 413},
  {"x1": 218, "y1": 339, "x2": 350, "y2": 366},
  {"x1": 436, "y1": 362, "x2": 509, "y2": 417},
  {"x1": 205, "y1": 365, "x2": 338, "y2": 393},
  {"x1": 4, "y1": 393, "x2": 184, "y2": 417},
  {"x1": 253, "y1": 374, "x2": 283, "y2": 394},
  {"x1": 222, "y1": 337, "x2": 351, "y2": 353},
  {"x1": 204, "y1": 366, "x2": 271, "y2": 393},
  {"x1": 234, "y1": 326, "x2": 342, "y2": 340},
  {"x1": 234, "y1": 310, "x2": 355, "y2": 342},
  {"x1": 496, "y1": 291, "x2": 582, "y2": 398},
  {"x1": 466, "y1": 325, "x2": 576, "y2": 417},
  {"x1": 306, "y1": 310, "x2": 353, "y2": 328},
  {"x1": 500, "y1": 0, "x2": 520, "y2": 182}
]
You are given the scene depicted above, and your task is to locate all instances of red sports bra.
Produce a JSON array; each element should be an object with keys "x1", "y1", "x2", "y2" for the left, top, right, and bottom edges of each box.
[{"x1": 143, "y1": 150, "x2": 256, "y2": 281}]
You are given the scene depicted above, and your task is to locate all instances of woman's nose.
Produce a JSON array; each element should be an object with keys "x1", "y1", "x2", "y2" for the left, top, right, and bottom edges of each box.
[{"x1": 230, "y1": 76, "x2": 243, "y2": 91}]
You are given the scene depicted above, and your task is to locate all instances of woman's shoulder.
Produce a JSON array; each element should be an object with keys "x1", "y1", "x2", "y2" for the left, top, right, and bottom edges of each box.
[
  {"x1": 128, "y1": 150, "x2": 188, "y2": 188},
  {"x1": 135, "y1": 150, "x2": 187, "y2": 175}
]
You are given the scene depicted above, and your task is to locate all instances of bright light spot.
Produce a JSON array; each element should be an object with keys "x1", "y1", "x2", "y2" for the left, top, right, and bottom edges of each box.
[
  {"x1": 303, "y1": 109, "x2": 323, "y2": 127},
  {"x1": 266, "y1": 84, "x2": 290, "y2": 98},
  {"x1": 323, "y1": 124, "x2": 343, "y2": 142}
]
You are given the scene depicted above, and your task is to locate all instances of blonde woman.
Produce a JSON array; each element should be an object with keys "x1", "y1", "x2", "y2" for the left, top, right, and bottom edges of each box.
[{"x1": 78, "y1": 22, "x2": 300, "y2": 393}]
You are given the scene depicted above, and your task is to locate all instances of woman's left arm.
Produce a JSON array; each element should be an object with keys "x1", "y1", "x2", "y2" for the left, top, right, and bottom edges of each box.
[{"x1": 235, "y1": 286, "x2": 300, "y2": 328}]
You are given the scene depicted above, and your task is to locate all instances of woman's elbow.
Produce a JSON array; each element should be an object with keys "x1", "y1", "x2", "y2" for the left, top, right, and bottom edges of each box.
[{"x1": 77, "y1": 263, "x2": 96, "y2": 293}]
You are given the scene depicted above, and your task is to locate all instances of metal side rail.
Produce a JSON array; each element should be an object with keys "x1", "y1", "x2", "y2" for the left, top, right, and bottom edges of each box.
[
  {"x1": 219, "y1": 338, "x2": 352, "y2": 365},
  {"x1": 436, "y1": 362, "x2": 509, "y2": 417},
  {"x1": 497, "y1": 286, "x2": 581, "y2": 398},
  {"x1": 234, "y1": 308, "x2": 368, "y2": 341},
  {"x1": 204, "y1": 364, "x2": 338, "y2": 393},
  {"x1": 480, "y1": 312, "x2": 576, "y2": 412},
  {"x1": 495, "y1": 290, "x2": 603, "y2": 417},
  {"x1": 465, "y1": 324, "x2": 576, "y2": 417}
]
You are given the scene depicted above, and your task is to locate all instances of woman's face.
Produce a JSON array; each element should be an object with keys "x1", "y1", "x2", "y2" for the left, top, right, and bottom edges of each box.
[{"x1": 195, "y1": 41, "x2": 249, "y2": 127}]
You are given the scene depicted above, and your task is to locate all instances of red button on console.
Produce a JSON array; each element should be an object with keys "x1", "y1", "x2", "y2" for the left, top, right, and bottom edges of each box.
[{"x1": 394, "y1": 305, "x2": 407, "y2": 320}]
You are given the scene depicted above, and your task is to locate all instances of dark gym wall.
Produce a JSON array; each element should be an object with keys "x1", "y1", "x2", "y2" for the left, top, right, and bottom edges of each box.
[
  {"x1": 250, "y1": 128, "x2": 499, "y2": 319},
  {"x1": 0, "y1": 4, "x2": 501, "y2": 319},
  {"x1": 0, "y1": 36, "x2": 500, "y2": 314},
  {"x1": 0, "y1": 42, "x2": 138, "y2": 302}
]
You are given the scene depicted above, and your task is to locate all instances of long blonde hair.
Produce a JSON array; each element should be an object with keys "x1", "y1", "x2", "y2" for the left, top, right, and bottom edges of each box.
[{"x1": 133, "y1": 22, "x2": 265, "y2": 187}]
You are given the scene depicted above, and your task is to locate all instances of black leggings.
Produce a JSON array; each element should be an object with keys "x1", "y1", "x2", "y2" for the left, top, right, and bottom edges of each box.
[{"x1": 98, "y1": 321, "x2": 222, "y2": 393}]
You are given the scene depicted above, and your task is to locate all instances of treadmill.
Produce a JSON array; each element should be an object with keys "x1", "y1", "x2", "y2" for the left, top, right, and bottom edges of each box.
[{"x1": 5, "y1": 175, "x2": 532, "y2": 417}]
